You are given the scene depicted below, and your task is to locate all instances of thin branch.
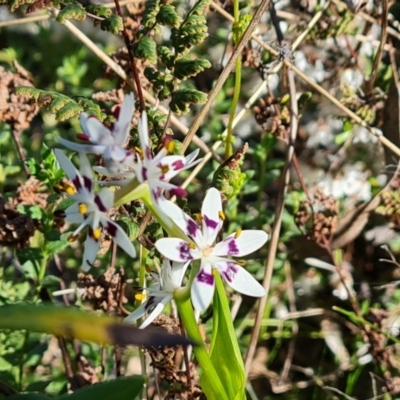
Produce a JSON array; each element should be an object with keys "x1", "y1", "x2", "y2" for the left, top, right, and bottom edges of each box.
[
  {"x1": 365, "y1": 0, "x2": 389, "y2": 96},
  {"x1": 181, "y1": 0, "x2": 272, "y2": 153},
  {"x1": 113, "y1": 0, "x2": 145, "y2": 112}
]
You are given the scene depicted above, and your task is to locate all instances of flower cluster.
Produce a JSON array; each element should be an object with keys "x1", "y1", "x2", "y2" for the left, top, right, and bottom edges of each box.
[{"x1": 55, "y1": 93, "x2": 268, "y2": 325}]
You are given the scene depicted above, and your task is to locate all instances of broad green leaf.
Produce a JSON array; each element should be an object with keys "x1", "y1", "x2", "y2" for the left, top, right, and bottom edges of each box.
[
  {"x1": 9, "y1": 395, "x2": 50, "y2": 400},
  {"x1": 0, "y1": 304, "x2": 191, "y2": 347},
  {"x1": 59, "y1": 376, "x2": 144, "y2": 400},
  {"x1": 201, "y1": 274, "x2": 246, "y2": 400}
]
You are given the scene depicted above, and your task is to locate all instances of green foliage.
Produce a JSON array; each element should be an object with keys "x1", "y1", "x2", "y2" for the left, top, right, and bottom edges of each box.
[
  {"x1": 171, "y1": 0, "x2": 210, "y2": 57},
  {"x1": 174, "y1": 58, "x2": 211, "y2": 80},
  {"x1": 170, "y1": 88, "x2": 207, "y2": 114},
  {"x1": 57, "y1": 3, "x2": 86, "y2": 23},
  {"x1": 157, "y1": 4, "x2": 182, "y2": 28},
  {"x1": 85, "y1": 4, "x2": 112, "y2": 18},
  {"x1": 132, "y1": 37, "x2": 157, "y2": 64},
  {"x1": 200, "y1": 275, "x2": 245, "y2": 400},
  {"x1": 100, "y1": 15, "x2": 123, "y2": 34},
  {"x1": 142, "y1": 0, "x2": 160, "y2": 28},
  {"x1": 212, "y1": 146, "x2": 247, "y2": 199},
  {"x1": 14, "y1": 87, "x2": 105, "y2": 121}
]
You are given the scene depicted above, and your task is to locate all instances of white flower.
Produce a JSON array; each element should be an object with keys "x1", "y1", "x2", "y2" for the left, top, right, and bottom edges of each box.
[
  {"x1": 54, "y1": 149, "x2": 136, "y2": 271},
  {"x1": 131, "y1": 111, "x2": 201, "y2": 205},
  {"x1": 58, "y1": 94, "x2": 135, "y2": 175},
  {"x1": 124, "y1": 259, "x2": 188, "y2": 328},
  {"x1": 155, "y1": 187, "x2": 268, "y2": 311}
]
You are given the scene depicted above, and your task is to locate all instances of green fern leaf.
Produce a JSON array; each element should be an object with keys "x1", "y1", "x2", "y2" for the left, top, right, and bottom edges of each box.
[
  {"x1": 174, "y1": 58, "x2": 211, "y2": 80},
  {"x1": 132, "y1": 37, "x2": 157, "y2": 63},
  {"x1": 100, "y1": 15, "x2": 123, "y2": 34},
  {"x1": 85, "y1": 4, "x2": 112, "y2": 18},
  {"x1": 57, "y1": 3, "x2": 86, "y2": 23},
  {"x1": 56, "y1": 102, "x2": 83, "y2": 121},
  {"x1": 170, "y1": 88, "x2": 207, "y2": 114},
  {"x1": 142, "y1": 0, "x2": 160, "y2": 28},
  {"x1": 157, "y1": 4, "x2": 182, "y2": 28}
]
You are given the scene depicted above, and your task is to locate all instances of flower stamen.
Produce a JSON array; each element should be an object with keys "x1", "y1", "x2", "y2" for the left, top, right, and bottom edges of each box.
[
  {"x1": 235, "y1": 228, "x2": 242, "y2": 238},
  {"x1": 78, "y1": 203, "x2": 88, "y2": 215}
]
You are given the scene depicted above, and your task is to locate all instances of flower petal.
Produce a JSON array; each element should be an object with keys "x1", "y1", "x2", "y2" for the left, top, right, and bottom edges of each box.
[
  {"x1": 78, "y1": 152, "x2": 93, "y2": 186},
  {"x1": 113, "y1": 93, "x2": 134, "y2": 146},
  {"x1": 138, "y1": 111, "x2": 151, "y2": 157},
  {"x1": 96, "y1": 188, "x2": 114, "y2": 211},
  {"x1": 139, "y1": 295, "x2": 173, "y2": 328},
  {"x1": 54, "y1": 149, "x2": 79, "y2": 183},
  {"x1": 216, "y1": 261, "x2": 265, "y2": 297},
  {"x1": 201, "y1": 187, "x2": 223, "y2": 245},
  {"x1": 81, "y1": 234, "x2": 101, "y2": 272},
  {"x1": 85, "y1": 117, "x2": 113, "y2": 145},
  {"x1": 191, "y1": 263, "x2": 215, "y2": 311},
  {"x1": 103, "y1": 218, "x2": 136, "y2": 258},
  {"x1": 161, "y1": 155, "x2": 189, "y2": 180},
  {"x1": 213, "y1": 230, "x2": 268, "y2": 257},
  {"x1": 159, "y1": 199, "x2": 202, "y2": 242},
  {"x1": 57, "y1": 137, "x2": 106, "y2": 154},
  {"x1": 124, "y1": 300, "x2": 150, "y2": 323},
  {"x1": 155, "y1": 238, "x2": 200, "y2": 262}
]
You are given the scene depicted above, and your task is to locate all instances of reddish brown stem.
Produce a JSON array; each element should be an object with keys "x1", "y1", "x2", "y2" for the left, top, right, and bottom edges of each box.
[{"x1": 113, "y1": 0, "x2": 146, "y2": 112}]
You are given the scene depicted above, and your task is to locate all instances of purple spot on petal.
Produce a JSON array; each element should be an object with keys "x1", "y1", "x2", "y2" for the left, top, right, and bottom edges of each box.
[
  {"x1": 179, "y1": 242, "x2": 194, "y2": 261},
  {"x1": 197, "y1": 269, "x2": 214, "y2": 286},
  {"x1": 145, "y1": 147, "x2": 152, "y2": 160},
  {"x1": 142, "y1": 166, "x2": 148, "y2": 181},
  {"x1": 203, "y1": 214, "x2": 218, "y2": 229},
  {"x1": 77, "y1": 133, "x2": 89, "y2": 141},
  {"x1": 172, "y1": 160, "x2": 184, "y2": 170},
  {"x1": 227, "y1": 239, "x2": 239, "y2": 255},
  {"x1": 221, "y1": 262, "x2": 239, "y2": 283},
  {"x1": 83, "y1": 175, "x2": 92, "y2": 192},
  {"x1": 145, "y1": 296, "x2": 156, "y2": 310},
  {"x1": 94, "y1": 195, "x2": 107, "y2": 212},
  {"x1": 72, "y1": 176, "x2": 82, "y2": 191},
  {"x1": 187, "y1": 219, "x2": 199, "y2": 238},
  {"x1": 106, "y1": 221, "x2": 117, "y2": 237},
  {"x1": 170, "y1": 187, "x2": 187, "y2": 198}
]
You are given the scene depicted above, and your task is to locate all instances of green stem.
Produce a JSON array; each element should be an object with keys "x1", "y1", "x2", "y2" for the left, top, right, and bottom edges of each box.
[
  {"x1": 224, "y1": 0, "x2": 241, "y2": 159},
  {"x1": 175, "y1": 296, "x2": 229, "y2": 400}
]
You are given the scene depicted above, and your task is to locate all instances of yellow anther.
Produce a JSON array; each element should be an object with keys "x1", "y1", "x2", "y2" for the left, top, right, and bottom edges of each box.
[
  {"x1": 78, "y1": 203, "x2": 88, "y2": 215},
  {"x1": 67, "y1": 234, "x2": 78, "y2": 243},
  {"x1": 236, "y1": 259, "x2": 246, "y2": 266},
  {"x1": 166, "y1": 140, "x2": 175, "y2": 153},
  {"x1": 145, "y1": 265, "x2": 153, "y2": 273},
  {"x1": 219, "y1": 210, "x2": 226, "y2": 220},
  {"x1": 212, "y1": 268, "x2": 218, "y2": 276},
  {"x1": 161, "y1": 165, "x2": 169, "y2": 174},
  {"x1": 65, "y1": 184, "x2": 76, "y2": 195},
  {"x1": 194, "y1": 213, "x2": 202, "y2": 223},
  {"x1": 135, "y1": 293, "x2": 146, "y2": 301},
  {"x1": 92, "y1": 228, "x2": 101, "y2": 240},
  {"x1": 188, "y1": 242, "x2": 196, "y2": 249},
  {"x1": 235, "y1": 228, "x2": 242, "y2": 238},
  {"x1": 134, "y1": 147, "x2": 143, "y2": 158}
]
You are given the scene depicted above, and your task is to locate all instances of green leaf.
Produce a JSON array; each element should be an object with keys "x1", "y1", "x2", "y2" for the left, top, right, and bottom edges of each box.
[
  {"x1": 57, "y1": 4, "x2": 86, "y2": 23},
  {"x1": 85, "y1": 4, "x2": 112, "y2": 18},
  {"x1": 59, "y1": 376, "x2": 144, "y2": 400},
  {"x1": 170, "y1": 89, "x2": 207, "y2": 114},
  {"x1": 212, "y1": 144, "x2": 247, "y2": 199},
  {"x1": 100, "y1": 15, "x2": 123, "y2": 34},
  {"x1": 116, "y1": 217, "x2": 139, "y2": 241},
  {"x1": 142, "y1": 0, "x2": 160, "y2": 28},
  {"x1": 55, "y1": 102, "x2": 83, "y2": 121},
  {"x1": 157, "y1": 4, "x2": 182, "y2": 28},
  {"x1": 132, "y1": 37, "x2": 157, "y2": 63},
  {"x1": 0, "y1": 304, "x2": 191, "y2": 347},
  {"x1": 9, "y1": 395, "x2": 50, "y2": 400},
  {"x1": 73, "y1": 97, "x2": 106, "y2": 121},
  {"x1": 16, "y1": 205, "x2": 47, "y2": 221},
  {"x1": 174, "y1": 58, "x2": 211, "y2": 80},
  {"x1": 200, "y1": 274, "x2": 246, "y2": 399}
]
